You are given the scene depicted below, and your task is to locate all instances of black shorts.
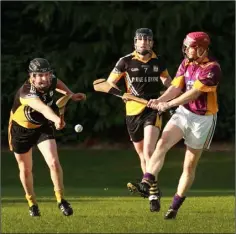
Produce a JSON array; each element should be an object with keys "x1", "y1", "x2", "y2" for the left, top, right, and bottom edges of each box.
[
  {"x1": 126, "y1": 107, "x2": 162, "y2": 142},
  {"x1": 9, "y1": 121, "x2": 55, "y2": 154}
]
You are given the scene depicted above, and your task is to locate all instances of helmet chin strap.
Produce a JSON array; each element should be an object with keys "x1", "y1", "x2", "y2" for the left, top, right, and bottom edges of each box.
[
  {"x1": 34, "y1": 84, "x2": 48, "y2": 93},
  {"x1": 135, "y1": 46, "x2": 152, "y2": 56},
  {"x1": 137, "y1": 50, "x2": 151, "y2": 56},
  {"x1": 135, "y1": 41, "x2": 153, "y2": 56},
  {"x1": 196, "y1": 48, "x2": 208, "y2": 62},
  {"x1": 185, "y1": 48, "x2": 208, "y2": 63},
  {"x1": 39, "y1": 86, "x2": 50, "y2": 92}
]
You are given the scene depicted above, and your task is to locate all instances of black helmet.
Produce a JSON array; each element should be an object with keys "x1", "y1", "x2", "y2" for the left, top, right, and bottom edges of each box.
[
  {"x1": 134, "y1": 28, "x2": 153, "y2": 55},
  {"x1": 134, "y1": 28, "x2": 153, "y2": 40},
  {"x1": 28, "y1": 58, "x2": 52, "y2": 73}
]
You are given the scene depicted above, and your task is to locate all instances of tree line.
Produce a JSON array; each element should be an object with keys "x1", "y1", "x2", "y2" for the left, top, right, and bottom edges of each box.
[{"x1": 2, "y1": 1, "x2": 235, "y2": 145}]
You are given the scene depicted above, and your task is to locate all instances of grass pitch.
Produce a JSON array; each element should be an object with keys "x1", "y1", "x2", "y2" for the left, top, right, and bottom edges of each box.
[{"x1": 2, "y1": 148, "x2": 235, "y2": 233}]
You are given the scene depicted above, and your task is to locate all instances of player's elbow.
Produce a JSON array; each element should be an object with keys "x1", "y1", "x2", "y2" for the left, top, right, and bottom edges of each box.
[
  {"x1": 170, "y1": 86, "x2": 182, "y2": 97},
  {"x1": 191, "y1": 89, "x2": 202, "y2": 100},
  {"x1": 107, "y1": 79, "x2": 120, "y2": 90},
  {"x1": 106, "y1": 76, "x2": 113, "y2": 82},
  {"x1": 107, "y1": 79, "x2": 116, "y2": 86}
]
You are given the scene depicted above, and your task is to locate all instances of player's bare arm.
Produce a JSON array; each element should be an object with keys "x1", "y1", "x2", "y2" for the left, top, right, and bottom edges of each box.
[
  {"x1": 160, "y1": 74, "x2": 172, "y2": 88},
  {"x1": 56, "y1": 79, "x2": 86, "y2": 101},
  {"x1": 107, "y1": 77, "x2": 122, "y2": 91},
  {"x1": 147, "y1": 85, "x2": 182, "y2": 108},
  {"x1": 168, "y1": 88, "x2": 202, "y2": 107},
  {"x1": 107, "y1": 63, "x2": 126, "y2": 100},
  {"x1": 26, "y1": 98, "x2": 65, "y2": 129},
  {"x1": 155, "y1": 88, "x2": 202, "y2": 112},
  {"x1": 107, "y1": 56, "x2": 126, "y2": 91}
]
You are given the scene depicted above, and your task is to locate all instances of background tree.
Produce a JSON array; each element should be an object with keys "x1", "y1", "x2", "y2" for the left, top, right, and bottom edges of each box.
[{"x1": 2, "y1": 1, "x2": 235, "y2": 145}]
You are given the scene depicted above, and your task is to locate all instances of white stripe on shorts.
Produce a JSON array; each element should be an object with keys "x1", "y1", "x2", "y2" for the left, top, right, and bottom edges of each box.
[{"x1": 203, "y1": 114, "x2": 217, "y2": 150}]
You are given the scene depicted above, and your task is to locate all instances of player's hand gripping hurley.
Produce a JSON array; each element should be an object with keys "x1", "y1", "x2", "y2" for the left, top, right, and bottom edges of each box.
[
  {"x1": 93, "y1": 79, "x2": 148, "y2": 105},
  {"x1": 93, "y1": 79, "x2": 164, "y2": 115}
]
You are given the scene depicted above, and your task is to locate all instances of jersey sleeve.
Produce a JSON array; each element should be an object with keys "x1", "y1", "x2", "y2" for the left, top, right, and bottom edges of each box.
[
  {"x1": 108, "y1": 57, "x2": 126, "y2": 82},
  {"x1": 158, "y1": 56, "x2": 170, "y2": 78},
  {"x1": 171, "y1": 60, "x2": 186, "y2": 89},
  {"x1": 160, "y1": 69, "x2": 170, "y2": 78},
  {"x1": 193, "y1": 62, "x2": 221, "y2": 92},
  {"x1": 20, "y1": 83, "x2": 40, "y2": 105}
]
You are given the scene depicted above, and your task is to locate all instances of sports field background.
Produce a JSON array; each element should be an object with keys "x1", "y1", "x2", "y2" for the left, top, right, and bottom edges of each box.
[
  {"x1": 2, "y1": 1, "x2": 235, "y2": 233},
  {"x1": 2, "y1": 148, "x2": 234, "y2": 233}
]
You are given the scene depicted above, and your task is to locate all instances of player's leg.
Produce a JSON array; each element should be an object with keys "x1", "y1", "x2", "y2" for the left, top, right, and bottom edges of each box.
[
  {"x1": 164, "y1": 111, "x2": 217, "y2": 219},
  {"x1": 127, "y1": 123, "x2": 184, "y2": 196},
  {"x1": 177, "y1": 147, "x2": 202, "y2": 197},
  {"x1": 146, "y1": 122, "x2": 184, "y2": 212},
  {"x1": 164, "y1": 147, "x2": 202, "y2": 219},
  {"x1": 37, "y1": 124, "x2": 73, "y2": 216},
  {"x1": 126, "y1": 114, "x2": 146, "y2": 174},
  {"x1": 127, "y1": 108, "x2": 185, "y2": 211},
  {"x1": 129, "y1": 131, "x2": 160, "y2": 202},
  {"x1": 37, "y1": 138, "x2": 73, "y2": 216},
  {"x1": 132, "y1": 140, "x2": 145, "y2": 174},
  {"x1": 140, "y1": 109, "x2": 184, "y2": 213},
  {"x1": 14, "y1": 150, "x2": 34, "y2": 201},
  {"x1": 37, "y1": 139, "x2": 64, "y2": 198},
  {"x1": 126, "y1": 109, "x2": 159, "y2": 197},
  {"x1": 143, "y1": 125, "x2": 160, "y2": 167},
  {"x1": 14, "y1": 149, "x2": 40, "y2": 216},
  {"x1": 9, "y1": 121, "x2": 40, "y2": 216},
  {"x1": 143, "y1": 112, "x2": 162, "y2": 212},
  {"x1": 144, "y1": 124, "x2": 161, "y2": 212},
  {"x1": 146, "y1": 122, "x2": 184, "y2": 178}
]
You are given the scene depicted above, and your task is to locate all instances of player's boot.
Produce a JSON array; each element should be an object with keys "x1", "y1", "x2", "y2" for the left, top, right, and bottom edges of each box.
[
  {"x1": 29, "y1": 204, "x2": 40, "y2": 217},
  {"x1": 164, "y1": 208, "x2": 178, "y2": 219},
  {"x1": 58, "y1": 199, "x2": 73, "y2": 216},
  {"x1": 127, "y1": 180, "x2": 151, "y2": 198},
  {"x1": 149, "y1": 182, "x2": 162, "y2": 212}
]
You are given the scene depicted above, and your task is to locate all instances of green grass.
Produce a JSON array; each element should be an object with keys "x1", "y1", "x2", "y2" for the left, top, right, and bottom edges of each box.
[{"x1": 2, "y1": 148, "x2": 235, "y2": 233}]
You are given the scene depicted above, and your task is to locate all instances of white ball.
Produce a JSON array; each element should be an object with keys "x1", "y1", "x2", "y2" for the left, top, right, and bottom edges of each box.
[{"x1": 74, "y1": 124, "x2": 83, "y2": 133}]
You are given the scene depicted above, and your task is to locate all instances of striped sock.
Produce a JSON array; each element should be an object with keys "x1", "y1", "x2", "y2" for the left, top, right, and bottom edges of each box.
[{"x1": 149, "y1": 181, "x2": 158, "y2": 196}]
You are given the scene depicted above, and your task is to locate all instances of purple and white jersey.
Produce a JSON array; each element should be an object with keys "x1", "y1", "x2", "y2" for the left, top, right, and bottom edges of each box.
[{"x1": 171, "y1": 57, "x2": 221, "y2": 115}]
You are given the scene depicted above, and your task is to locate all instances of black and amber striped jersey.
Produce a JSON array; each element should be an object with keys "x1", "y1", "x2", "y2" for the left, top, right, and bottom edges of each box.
[
  {"x1": 10, "y1": 75, "x2": 58, "y2": 129},
  {"x1": 108, "y1": 51, "x2": 169, "y2": 115}
]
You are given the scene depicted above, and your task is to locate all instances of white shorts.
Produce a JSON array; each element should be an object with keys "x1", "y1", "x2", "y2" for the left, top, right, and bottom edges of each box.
[{"x1": 168, "y1": 106, "x2": 217, "y2": 149}]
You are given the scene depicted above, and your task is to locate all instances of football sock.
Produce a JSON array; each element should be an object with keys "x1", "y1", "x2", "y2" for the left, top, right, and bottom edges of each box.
[
  {"x1": 55, "y1": 189, "x2": 64, "y2": 203},
  {"x1": 170, "y1": 194, "x2": 186, "y2": 210},
  {"x1": 25, "y1": 194, "x2": 37, "y2": 207}
]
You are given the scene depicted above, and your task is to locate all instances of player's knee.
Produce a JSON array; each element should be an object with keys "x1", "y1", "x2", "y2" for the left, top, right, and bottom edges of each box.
[
  {"x1": 19, "y1": 167, "x2": 32, "y2": 177},
  {"x1": 134, "y1": 143, "x2": 143, "y2": 155},
  {"x1": 48, "y1": 159, "x2": 61, "y2": 171},
  {"x1": 156, "y1": 138, "x2": 170, "y2": 152},
  {"x1": 183, "y1": 163, "x2": 197, "y2": 176},
  {"x1": 143, "y1": 148, "x2": 154, "y2": 161}
]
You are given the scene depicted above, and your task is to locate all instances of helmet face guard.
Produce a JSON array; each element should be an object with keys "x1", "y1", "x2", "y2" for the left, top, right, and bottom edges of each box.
[
  {"x1": 182, "y1": 32, "x2": 210, "y2": 61},
  {"x1": 134, "y1": 28, "x2": 153, "y2": 55},
  {"x1": 29, "y1": 58, "x2": 53, "y2": 92}
]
